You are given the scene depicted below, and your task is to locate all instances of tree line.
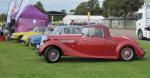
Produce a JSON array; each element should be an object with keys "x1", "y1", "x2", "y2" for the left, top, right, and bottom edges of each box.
[
  {"x1": 73, "y1": 0, "x2": 144, "y2": 18},
  {"x1": 33, "y1": 0, "x2": 144, "y2": 19},
  {"x1": 0, "y1": 0, "x2": 144, "y2": 21}
]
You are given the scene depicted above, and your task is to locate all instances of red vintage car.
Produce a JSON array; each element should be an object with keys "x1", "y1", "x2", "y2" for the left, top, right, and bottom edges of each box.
[{"x1": 38, "y1": 24, "x2": 145, "y2": 63}]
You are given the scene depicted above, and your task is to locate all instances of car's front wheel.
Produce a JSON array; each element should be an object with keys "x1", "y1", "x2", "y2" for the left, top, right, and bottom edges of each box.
[
  {"x1": 44, "y1": 46, "x2": 61, "y2": 63},
  {"x1": 120, "y1": 47, "x2": 135, "y2": 61},
  {"x1": 138, "y1": 30, "x2": 144, "y2": 40}
]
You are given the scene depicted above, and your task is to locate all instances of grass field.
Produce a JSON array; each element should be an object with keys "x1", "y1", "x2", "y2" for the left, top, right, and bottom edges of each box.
[{"x1": 0, "y1": 41, "x2": 150, "y2": 78}]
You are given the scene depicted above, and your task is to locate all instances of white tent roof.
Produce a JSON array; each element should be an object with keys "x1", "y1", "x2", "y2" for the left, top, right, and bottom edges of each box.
[
  {"x1": 63, "y1": 15, "x2": 105, "y2": 20},
  {"x1": 63, "y1": 15, "x2": 105, "y2": 24}
]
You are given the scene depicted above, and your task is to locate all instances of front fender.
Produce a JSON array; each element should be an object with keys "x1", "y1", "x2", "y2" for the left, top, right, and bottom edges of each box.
[{"x1": 38, "y1": 40, "x2": 63, "y2": 55}]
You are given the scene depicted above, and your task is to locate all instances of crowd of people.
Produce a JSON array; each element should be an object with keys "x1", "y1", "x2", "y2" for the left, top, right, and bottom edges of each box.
[
  {"x1": 0, "y1": 26, "x2": 5, "y2": 41},
  {"x1": 0, "y1": 19, "x2": 15, "y2": 41}
]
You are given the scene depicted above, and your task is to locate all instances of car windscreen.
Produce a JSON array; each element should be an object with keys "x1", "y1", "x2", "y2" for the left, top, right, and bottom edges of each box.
[
  {"x1": 52, "y1": 26, "x2": 83, "y2": 35},
  {"x1": 136, "y1": 13, "x2": 143, "y2": 20},
  {"x1": 44, "y1": 29, "x2": 54, "y2": 34},
  {"x1": 51, "y1": 27, "x2": 63, "y2": 34},
  {"x1": 32, "y1": 27, "x2": 46, "y2": 33}
]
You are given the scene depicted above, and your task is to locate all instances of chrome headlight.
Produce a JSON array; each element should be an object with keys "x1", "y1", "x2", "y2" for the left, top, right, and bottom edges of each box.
[{"x1": 42, "y1": 35, "x2": 48, "y2": 41}]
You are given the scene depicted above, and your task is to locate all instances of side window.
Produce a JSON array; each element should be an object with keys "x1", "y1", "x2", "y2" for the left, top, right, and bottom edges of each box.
[
  {"x1": 136, "y1": 13, "x2": 143, "y2": 20},
  {"x1": 82, "y1": 28, "x2": 90, "y2": 36},
  {"x1": 82, "y1": 28, "x2": 104, "y2": 38},
  {"x1": 90, "y1": 28, "x2": 104, "y2": 38},
  {"x1": 94, "y1": 28, "x2": 104, "y2": 38},
  {"x1": 37, "y1": 28, "x2": 45, "y2": 33},
  {"x1": 52, "y1": 28, "x2": 63, "y2": 34},
  {"x1": 72, "y1": 27, "x2": 82, "y2": 34},
  {"x1": 63, "y1": 27, "x2": 72, "y2": 34}
]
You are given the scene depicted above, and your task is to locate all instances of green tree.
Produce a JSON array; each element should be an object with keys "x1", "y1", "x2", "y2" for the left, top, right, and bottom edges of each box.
[
  {"x1": 74, "y1": 0, "x2": 102, "y2": 15},
  {"x1": 0, "y1": 13, "x2": 7, "y2": 21},
  {"x1": 33, "y1": 1, "x2": 46, "y2": 13},
  {"x1": 87, "y1": 0, "x2": 102, "y2": 15},
  {"x1": 60, "y1": 9, "x2": 66, "y2": 14},
  {"x1": 75, "y1": 2, "x2": 89, "y2": 15},
  {"x1": 93, "y1": 3, "x2": 103, "y2": 15},
  {"x1": 70, "y1": 9, "x2": 75, "y2": 12},
  {"x1": 103, "y1": 0, "x2": 144, "y2": 18}
]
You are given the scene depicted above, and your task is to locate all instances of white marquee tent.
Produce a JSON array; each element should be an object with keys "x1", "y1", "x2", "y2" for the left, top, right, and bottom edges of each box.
[{"x1": 63, "y1": 15, "x2": 105, "y2": 25}]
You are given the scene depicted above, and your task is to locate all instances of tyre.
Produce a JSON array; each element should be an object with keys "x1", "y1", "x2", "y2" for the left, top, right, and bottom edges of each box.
[
  {"x1": 44, "y1": 46, "x2": 61, "y2": 63},
  {"x1": 23, "y1": 41, "x2": 29, "y2": 46},
  {"x1": 120, "y1": 47, "x2": 135, "y2": 61},
  {"x1": 18, "y1": 35, "x2": 23, "y2": 43},
  {"x1": 138, "y1": 30, "x2": 144, "y2": 40}
]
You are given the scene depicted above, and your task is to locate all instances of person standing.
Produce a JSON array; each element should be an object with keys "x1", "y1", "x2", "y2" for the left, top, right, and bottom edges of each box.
[
  {"x1": 0, "y1": 26, "x2": 5, "y2": 41},
  {"x1": 7, "y1": 19, "x2": 15, "y2": 40}
]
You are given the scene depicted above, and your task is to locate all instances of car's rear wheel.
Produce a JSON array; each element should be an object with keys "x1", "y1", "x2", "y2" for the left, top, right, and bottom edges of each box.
[
  {"x1": 120, "y1": 47, "x2": 135, "y2": 61},
  {"x1": 44, "y1": 46, "x2": 61, "y2": 63}
]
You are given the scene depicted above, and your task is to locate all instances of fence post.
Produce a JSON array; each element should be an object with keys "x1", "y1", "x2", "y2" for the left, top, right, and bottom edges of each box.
[{"x1": 109, "y1": 19, "x2": 112, "y2": 28}]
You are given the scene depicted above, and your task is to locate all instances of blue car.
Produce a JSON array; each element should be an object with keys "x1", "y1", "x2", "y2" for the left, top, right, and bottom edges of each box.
[
  {"x1": 29, "y1": 35, "x2": 44, "y2": 46},
  {"x1": 28, "y1": 27, "x2": 55, "y2": 47},
  {"x1": 29, "y1": 26, "x2": 83, "y2": 48}
]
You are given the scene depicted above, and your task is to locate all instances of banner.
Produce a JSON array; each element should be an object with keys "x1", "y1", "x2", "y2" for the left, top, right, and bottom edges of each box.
[
  {"x1": 7, "y1": 0, "x2": 17, "y2": 23},
  {"x1": 15, "y1": 0, "x2": 29, "y2": 21}
]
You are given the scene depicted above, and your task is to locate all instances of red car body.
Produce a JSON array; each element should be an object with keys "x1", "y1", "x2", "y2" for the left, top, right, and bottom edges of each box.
[{"x1": 38, "y1": 24, "x2": 145, "y2": 60}]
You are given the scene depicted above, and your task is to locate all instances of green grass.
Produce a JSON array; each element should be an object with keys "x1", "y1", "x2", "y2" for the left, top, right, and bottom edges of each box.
[{"x1": 0, "y1": 41, "x2": 150, "y2": 78}]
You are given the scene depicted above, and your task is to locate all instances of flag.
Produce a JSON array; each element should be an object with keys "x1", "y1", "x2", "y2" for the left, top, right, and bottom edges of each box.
[
  {"x1": 15, "y1": 0, "x2": 29, "y2": 21},
  {"x1": 7, "y1": 0, "x2": 17, "y2": 23}
]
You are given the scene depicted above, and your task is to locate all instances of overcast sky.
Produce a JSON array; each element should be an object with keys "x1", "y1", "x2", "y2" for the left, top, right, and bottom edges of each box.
[{"x1": 0, "y1": 0, "x2": 104, "y2": 14}]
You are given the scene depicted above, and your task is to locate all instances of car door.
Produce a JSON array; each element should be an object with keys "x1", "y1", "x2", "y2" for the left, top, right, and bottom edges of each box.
[{"x1": 77, "y1": 27, "x2": 107, "y2": 56}]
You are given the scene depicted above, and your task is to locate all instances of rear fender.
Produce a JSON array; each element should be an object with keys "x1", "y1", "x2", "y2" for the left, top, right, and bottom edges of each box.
[{"x1": 116, "y1": 41, "x2": 135, "y2": 59}]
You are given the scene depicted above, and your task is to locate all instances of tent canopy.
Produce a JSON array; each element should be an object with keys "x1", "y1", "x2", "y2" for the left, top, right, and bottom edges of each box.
[
  {"x1": 19, "y1": 5, "x2": 47, "y2": 19},
  {"x1": 15, "y1": 5, "x2": 48, "y2": 32}
]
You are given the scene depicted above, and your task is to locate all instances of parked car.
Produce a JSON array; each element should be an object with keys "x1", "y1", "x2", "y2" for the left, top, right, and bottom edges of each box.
[
  {"x1": 11, "y1": 27, "x2": 47, "y2": 44},
  {"x1": 37, "y1": 24, "x2": 145, "y2": 63},
  {"x1": 21, "y1": 27, "x2": 53, "y2": 45},
  {"x1": 29, "y1": 26, "x2": 83, "y2": 48},
  {"x1": 28, "y1": 26, "x2": 55, "y2": 47}
]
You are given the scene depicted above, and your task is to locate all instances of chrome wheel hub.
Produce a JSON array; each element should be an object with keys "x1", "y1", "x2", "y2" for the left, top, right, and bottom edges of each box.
[
  {"x1": 121, "y1": 47, "x2": 134, "y2": 60},
  {"x1": 48, "y1": 49, "x2": 59, "y2": 61}
]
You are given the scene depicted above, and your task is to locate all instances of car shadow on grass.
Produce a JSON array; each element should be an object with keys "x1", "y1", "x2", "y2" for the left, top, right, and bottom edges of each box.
[
  {"x1": 140, "y1": 39, "x2": 150, "y2": 42},
  {"x1": 33, "y1": 55, "x2": 147, "y2": 64},
  {"x1": 60, "y1": 57, "x2": 118, "y2": 63},
  {"x1": 57, "y1": 57, "x2": 146, "y2": 63}
]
